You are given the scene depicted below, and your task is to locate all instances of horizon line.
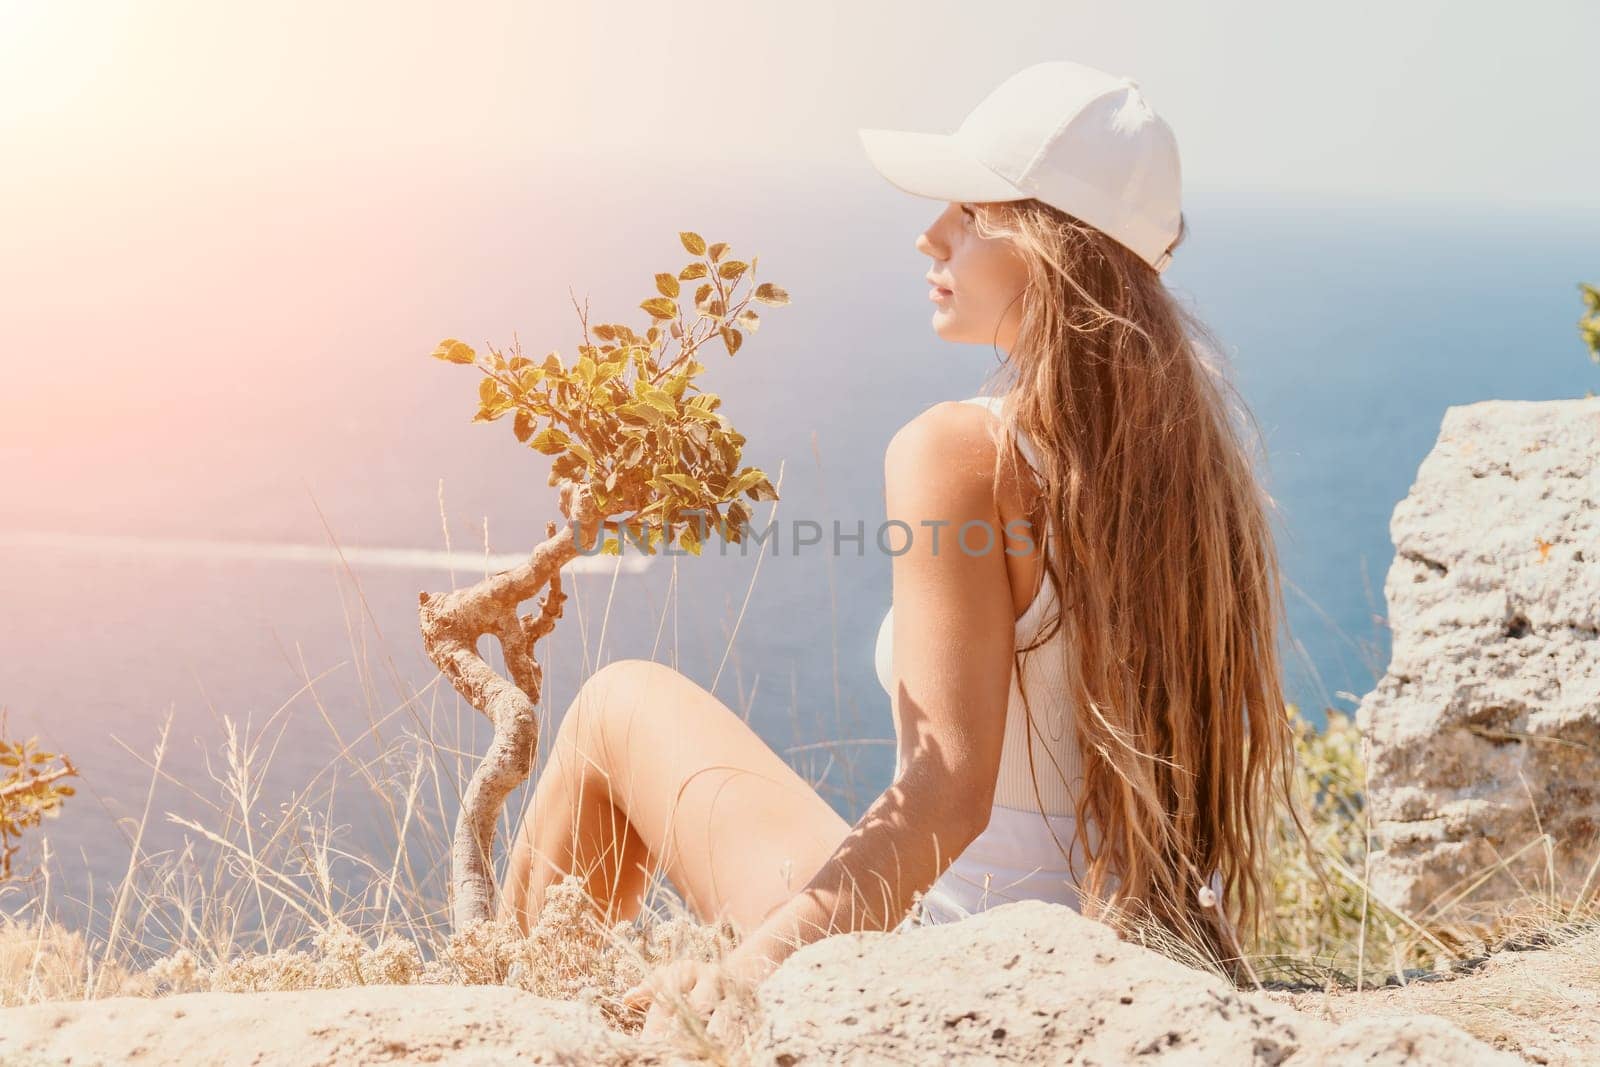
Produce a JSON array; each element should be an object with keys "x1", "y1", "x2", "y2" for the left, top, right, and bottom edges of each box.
[{"x1": 0, "y1": 529, "x2": 653, "y2": 577}]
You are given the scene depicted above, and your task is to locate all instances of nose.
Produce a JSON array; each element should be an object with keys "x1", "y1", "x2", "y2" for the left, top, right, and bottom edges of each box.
[{"x1": 915, "y1": 203, "x2": 959, "y2": 258}]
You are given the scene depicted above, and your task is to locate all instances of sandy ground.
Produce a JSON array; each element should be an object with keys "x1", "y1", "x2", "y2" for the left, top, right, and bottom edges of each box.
[{"x1": 1266, "y1": 928, "x2": 1600, "y2": 1067}]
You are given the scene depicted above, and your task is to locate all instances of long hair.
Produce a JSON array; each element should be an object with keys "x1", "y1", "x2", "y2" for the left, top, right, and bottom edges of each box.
[{"x1": 967, "y1": 199, "x2": 1305, "y2": 970}]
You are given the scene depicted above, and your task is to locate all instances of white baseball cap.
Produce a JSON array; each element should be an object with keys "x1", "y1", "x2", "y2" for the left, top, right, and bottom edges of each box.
[{"x1": 858, "y1": 60, "x2": 1183, "y2": 274}]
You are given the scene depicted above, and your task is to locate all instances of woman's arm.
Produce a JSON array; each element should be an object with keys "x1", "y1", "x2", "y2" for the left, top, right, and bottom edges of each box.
[{"x1": 726, "y1": 401, "x2": 1019, "y2": 979}]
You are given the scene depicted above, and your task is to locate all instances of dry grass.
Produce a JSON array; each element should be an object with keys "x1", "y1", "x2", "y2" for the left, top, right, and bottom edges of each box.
[
  {"x1": 1270, "y1": 916, "x2": 1600, "y2": 1063},
  {"x1": 1, "y1": 488, "x2": 1595, "y2": 1063},
  {"x1": 0, "y1": 471, "x2": 901, "y2": 1059},
  {"x1": 1256, "y1": 705, "x2": 1600, "y2": 994}
]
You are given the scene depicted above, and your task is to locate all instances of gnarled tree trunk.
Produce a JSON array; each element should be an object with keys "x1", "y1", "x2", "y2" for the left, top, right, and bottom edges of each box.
[{"x1": 417, "y1": 482, "x2": 603, "y2": 931}]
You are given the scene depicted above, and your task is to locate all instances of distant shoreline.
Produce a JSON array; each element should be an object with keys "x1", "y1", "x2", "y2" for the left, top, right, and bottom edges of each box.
[{"x1": 0, "y1": 529, "x2": 653, "y2": 577}]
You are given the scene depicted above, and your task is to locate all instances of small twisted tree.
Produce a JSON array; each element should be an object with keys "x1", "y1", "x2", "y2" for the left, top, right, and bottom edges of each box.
[
  {"x1": 419, "y1": 231, "x2": 789, "y2": 931},
  {"x1": 1580, "y1": 282, "x2": 1599, "y2": 365},
  {"x1": 0, "y1": 713, "x2": 77, "y2": 883}
]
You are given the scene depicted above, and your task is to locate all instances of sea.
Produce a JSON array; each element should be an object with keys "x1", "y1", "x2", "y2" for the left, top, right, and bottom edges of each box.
[{"x1": 2, "y1": 151, "x2": 1595, "y2": 941}]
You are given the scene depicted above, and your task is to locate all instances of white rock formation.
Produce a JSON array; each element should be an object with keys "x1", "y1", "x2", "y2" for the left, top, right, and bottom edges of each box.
[
  {"x1": 0, "y1": 984, "x2": 647, "y2": 1066},
  {"x1": 0, "y1": 902, "x2": 1522, "y2": 1065},
  {"x1": 752, "y1": 899, "x2": 1514, "y2": 1065},
  {"x1": 1357, "y1": 396, "x2": 1600, "y2": 916}
]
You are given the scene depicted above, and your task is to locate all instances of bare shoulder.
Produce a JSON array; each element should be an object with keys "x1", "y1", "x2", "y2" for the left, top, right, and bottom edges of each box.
[
  {"x1": 884, "y1": 400, "x2": 1045, "y2": 618},
  {"x1": 884, "y1": 401, "x2": 1002, "y2": 490},
  {"x1": 884, "y1": 400, "x2": 1045, "y2": 553}
]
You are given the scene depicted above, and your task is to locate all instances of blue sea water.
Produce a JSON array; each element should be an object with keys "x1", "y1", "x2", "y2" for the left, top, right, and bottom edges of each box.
[{"x1": 1, "y1": 155, "x2": 1595, "y2": 938}]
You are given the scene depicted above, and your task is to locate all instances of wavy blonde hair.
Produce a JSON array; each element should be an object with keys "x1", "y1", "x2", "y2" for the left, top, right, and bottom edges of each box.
[{"x1": 968, "y1": 199, "x2": 1306, "y2": 970}]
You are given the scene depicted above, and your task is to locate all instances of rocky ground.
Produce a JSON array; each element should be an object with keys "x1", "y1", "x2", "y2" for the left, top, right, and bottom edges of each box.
[
  {"x1": 6, "y1": 899, "x2": 1591, "y2": 1065},
  {"x1": 1266, "y1": 923, "x2": 1600, "y2": 1067}
]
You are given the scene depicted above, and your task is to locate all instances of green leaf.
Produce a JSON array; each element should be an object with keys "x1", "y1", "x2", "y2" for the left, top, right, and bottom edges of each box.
[
  {"x1": 638, "y1": 383, "x2": 678, "y2": 416},
  {"x1": 753, "y1": 283, "x2": 790, "y2": 306},
  {"x1": 619, "y1": 401, "x2": 664, "y2": 427},
  {"x1": 745, "y1": 473, "x2": 777, "y2": 501},
  {"x1": 551, "y1": 452, "x2": 583, "y2": 480},
  {"x1": 640, "y1": 297, "x2": 678, "y2": 321},
  {"x1": 661, "y1": 473, "x2": 703, "y2": 498},
  {"x1": 679, "y1": 521, "x2": 702, "y2": 556},
  {"x1": 685, "y1": 422, "x2": 711, "y2": 453},
  {"x1": 530, "y1": 427, "x2": 570, "y2": 455},
  {"x1": 728, "y1": 469, "x2": 765, "y2": 497},
  {"x1": 432, "y1": 338, "x2": 477, "y2": 364}
]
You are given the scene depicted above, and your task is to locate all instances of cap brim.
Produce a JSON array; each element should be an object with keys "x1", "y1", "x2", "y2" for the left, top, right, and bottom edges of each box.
[{"x1": 857, "y1": 128, "x2": 1027, "y2": 204}]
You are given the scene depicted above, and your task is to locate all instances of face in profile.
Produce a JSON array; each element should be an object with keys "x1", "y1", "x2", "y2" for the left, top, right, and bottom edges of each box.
[{"x1": 915, "y1": 201, "x2": 1030, "y2": 352}]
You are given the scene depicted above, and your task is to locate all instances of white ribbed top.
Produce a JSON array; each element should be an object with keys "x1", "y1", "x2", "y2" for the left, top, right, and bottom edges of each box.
[{"x1": 874, "y1": 395, "x2": 1084, "y2": 818}]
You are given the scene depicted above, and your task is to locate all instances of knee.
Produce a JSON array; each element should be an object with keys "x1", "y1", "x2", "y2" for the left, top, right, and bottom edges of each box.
[
  {"x1": 562, "y1": 657, "x2": 673, "y2": 755},
  {"x1": 582, "y1": 657, "x2": 672, "y2": 711},
  {"x1": 586, "y1": 656, "x2": 667, "y2": 692}
]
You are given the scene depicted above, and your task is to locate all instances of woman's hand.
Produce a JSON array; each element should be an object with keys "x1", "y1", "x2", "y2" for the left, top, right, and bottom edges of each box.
[{"x1": 620, "y1": 950, "x2": 779, "y2": 1039}]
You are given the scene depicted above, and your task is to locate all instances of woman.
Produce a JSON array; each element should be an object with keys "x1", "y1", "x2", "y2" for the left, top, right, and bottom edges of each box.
[{"x1": 499, "y1": 60, "x2": 1302, "y2": 1029}]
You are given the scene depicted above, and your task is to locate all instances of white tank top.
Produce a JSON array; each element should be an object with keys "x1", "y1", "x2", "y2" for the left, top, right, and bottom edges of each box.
[{"x1": 873, "y1": 394, "x2": 1084, "y2": 818}]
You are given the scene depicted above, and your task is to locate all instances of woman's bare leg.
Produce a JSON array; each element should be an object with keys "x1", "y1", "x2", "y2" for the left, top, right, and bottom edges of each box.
[{"x1": 497, "y1": 658, "x2": 854, "y2": 938}]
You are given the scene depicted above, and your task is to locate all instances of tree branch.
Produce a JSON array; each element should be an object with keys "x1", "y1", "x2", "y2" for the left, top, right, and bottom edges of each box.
[{"x1": 417, "y1": 481, "x2": 604, "y2": 931}]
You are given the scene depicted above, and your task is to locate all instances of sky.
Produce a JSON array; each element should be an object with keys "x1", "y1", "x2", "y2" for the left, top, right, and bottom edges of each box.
[
  {"x1": 3, "y1": 0, "x2": 1594, "y2": 528},
  {"x1": 1, "y1": 0, "x2": 1596, "y2": 214}
]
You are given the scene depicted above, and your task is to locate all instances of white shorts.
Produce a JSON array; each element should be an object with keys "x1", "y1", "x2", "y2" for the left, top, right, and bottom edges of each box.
[{"x1": 897, "y1": 801, "x2": 1097, "y2": 930}]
